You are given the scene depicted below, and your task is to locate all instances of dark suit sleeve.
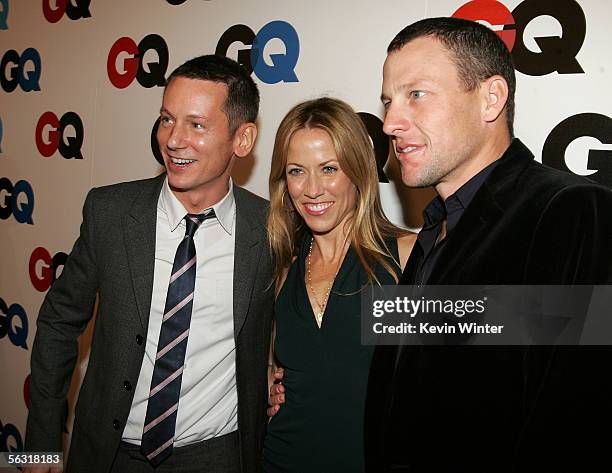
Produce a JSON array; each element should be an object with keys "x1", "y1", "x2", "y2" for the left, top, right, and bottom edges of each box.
[
  {"x1": 518, "y1": 184, "x2": 612, "y2": 467},
  {"x1": 524, "y1": 184, "x2": 612, "y2": 284},
  {"x1": 25, "y1": 189, "x2": 100, "y2": 452}
]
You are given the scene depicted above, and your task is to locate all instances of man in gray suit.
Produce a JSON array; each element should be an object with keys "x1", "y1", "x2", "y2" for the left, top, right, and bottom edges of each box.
[{"x1": 24, "y1": 55, "x2": 274, "y2": 473}]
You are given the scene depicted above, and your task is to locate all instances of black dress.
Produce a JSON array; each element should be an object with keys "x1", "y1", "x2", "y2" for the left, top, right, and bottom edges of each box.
[{"x1": 263, "y1": 235, "x2": 400, "y2": 473}]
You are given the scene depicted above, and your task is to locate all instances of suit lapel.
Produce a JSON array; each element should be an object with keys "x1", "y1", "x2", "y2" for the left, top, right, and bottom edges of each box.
[
  {"x1": 427, "y1": 185, "x2": 502, "y2": 283},
  {"x1": 232, "y1": 187, "x2": 264, "y2": 339},
  {"x1": 426, "y1": 139, "x2": 535, "y2": 283},
  {"x1": 123, "y1": 174, "x2": 165, "y2": 332}
]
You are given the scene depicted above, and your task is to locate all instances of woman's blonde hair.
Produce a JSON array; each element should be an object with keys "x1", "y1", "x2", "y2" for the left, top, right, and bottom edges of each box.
[{"x1": 268, "y1": 97, "x2": 403, "y2": 287}]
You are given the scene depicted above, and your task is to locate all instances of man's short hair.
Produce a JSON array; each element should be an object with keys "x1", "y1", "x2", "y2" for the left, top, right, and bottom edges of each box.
[
  {"x1": 388, "y1": 17, "x2": 516, "y2": 137},
  {"x1": 167, "y1": 54, "x2": 260, "y2": 134}
]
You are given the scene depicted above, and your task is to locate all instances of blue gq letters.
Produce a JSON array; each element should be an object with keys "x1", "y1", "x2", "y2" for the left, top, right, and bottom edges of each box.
[
  {"x1": 216, "y1": 20, "x2": 300, "y2": 84},
  {"x1": 0, "y1": 47, "x2": 42, "y2": 92},
  {"x1": 11, "y1": 180, "x2": 34, "y2": 223},
  {"x1": 0, "y1": 178, "x2": 35, "y2": 224},
  {"x1": 251, "y1": 21, "x2": 299, "y2": 84},
  {"x1": 0, "y1": 298, "x2": 28, "y2": 349},
  {"x1": 19, "y1": 47, "x2": 42, "y2": 91}
]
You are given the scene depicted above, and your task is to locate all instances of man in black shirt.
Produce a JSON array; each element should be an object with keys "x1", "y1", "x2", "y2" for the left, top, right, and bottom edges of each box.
[{"x1": 366, "y1": 17, "x2": 612, "y2": 472}]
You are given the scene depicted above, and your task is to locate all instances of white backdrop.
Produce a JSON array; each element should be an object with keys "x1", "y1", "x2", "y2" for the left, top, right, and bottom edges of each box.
[{"x1": 1, "y1": 0, "x2": 611, "y2": 455}]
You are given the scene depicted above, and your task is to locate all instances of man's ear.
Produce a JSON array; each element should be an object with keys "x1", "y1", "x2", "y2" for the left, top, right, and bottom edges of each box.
[
  {"x1": 481, "y1": 75, "x2": 509, "y2": 124},
  {"x1": 233, "y1": 122, "x2": 258, "y2": 158}
]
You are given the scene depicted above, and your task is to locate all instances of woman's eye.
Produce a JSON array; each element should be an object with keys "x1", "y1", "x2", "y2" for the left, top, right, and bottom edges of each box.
[
  {"x1": 287, "y1": 168, "x2": 302, "y2": 176},
  {"x1": 411, "y1": 90, "x2": 426, "y2": 99},
  {"x1": 323, "y1": 166, "x2": 337, "y2": 174}
]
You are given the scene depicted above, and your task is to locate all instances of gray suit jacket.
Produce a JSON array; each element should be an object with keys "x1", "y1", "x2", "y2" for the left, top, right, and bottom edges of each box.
[{"x1": 25, "y1": 174, "x2": 274, "y2": 473}]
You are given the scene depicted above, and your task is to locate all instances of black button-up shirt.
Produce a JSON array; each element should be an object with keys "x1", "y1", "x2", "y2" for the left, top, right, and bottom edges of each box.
[{"x1": 414, "y1": 161, "x2": 499, "y2": 284}]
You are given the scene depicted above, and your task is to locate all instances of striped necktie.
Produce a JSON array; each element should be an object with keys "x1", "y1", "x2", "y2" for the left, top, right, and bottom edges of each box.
[{"x1": 141, "y1": 210, "x2": 216, "y2": 466}]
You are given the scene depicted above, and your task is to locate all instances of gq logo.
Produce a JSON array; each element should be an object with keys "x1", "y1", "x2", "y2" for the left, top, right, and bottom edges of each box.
[
  {"x1": 43, "y1": 0, "x2": 91, "y2": 23},
  {"x1": 29, "y1": 247, "x2": 68, "y2": 292},
  {"x1": 0, "y1": 178, "x2": 34, "y2": 224},
  {"x1": 0, "y1": 420, "x2": 23, "y2": 453},
  {"x1": 543, "y1": 113, "x2": 612, "y2": 187},
  {"x1": 0, "y1": 0, "x2": 8, "y2": 30},
  {"x1": 0, "y1": 297, "x2": 28, "y2": 350},
  {"x1": 107, "y1": 34, "x2": 169, "y2": 89},
  {"x1": 0, "y1": 48, "x2": 42, "y2": 92},
  {"x1": 35, "y1": 111, "x2": 84, "y2": 159},
  {"x1": 166, "y1": 0, "x2": 188, "y2": 4},
  {"x1": 216, "y1": 21, "x2": 300, "y2": 84},
  {"x1": 452, "y1": 0, "x2": 586, "y2": 76}
]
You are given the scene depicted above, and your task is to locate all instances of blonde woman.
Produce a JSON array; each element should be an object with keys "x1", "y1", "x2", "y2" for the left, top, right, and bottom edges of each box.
[{"x1": 263, "y1": 97, "x2": 415, "y2": 472}]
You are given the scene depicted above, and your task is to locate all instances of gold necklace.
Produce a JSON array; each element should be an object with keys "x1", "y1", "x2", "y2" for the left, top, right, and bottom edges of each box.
[{"x1": 307, "y1": 238, "x2": 341, "y2": 328}]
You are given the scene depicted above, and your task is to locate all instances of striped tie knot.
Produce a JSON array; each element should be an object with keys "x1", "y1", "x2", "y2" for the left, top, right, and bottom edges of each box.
[{"x1": 184, "y1": 210, "x2": 216, "y2": 238}]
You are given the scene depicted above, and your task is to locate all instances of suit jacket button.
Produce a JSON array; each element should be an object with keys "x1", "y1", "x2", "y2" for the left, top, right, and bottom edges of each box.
[
  {"x1": 113, "y1": 419, "x2": 120, "y2": 430},
  {"x1": 136, "y1": 334, "x2": 143, "y2": 345},
  {"x1": 124, "y1": 380, "x2": 132, "y2": 391}
]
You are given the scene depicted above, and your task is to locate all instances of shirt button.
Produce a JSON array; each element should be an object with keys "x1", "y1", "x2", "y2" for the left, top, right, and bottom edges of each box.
[
  {"x1": 124, "y1": 380, "x2": 132, "y2": 391},
  {"x1": 136, "y1": 334, "x2": 143, "y2": 345},
  {"x1": 113, "y1": 419, "x2": 120, "y2": 430}
]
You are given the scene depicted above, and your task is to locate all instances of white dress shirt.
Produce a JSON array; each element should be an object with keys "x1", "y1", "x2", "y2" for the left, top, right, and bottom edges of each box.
[{"x1": 122, "y1": 178, "x2": 237, "y2": 446}]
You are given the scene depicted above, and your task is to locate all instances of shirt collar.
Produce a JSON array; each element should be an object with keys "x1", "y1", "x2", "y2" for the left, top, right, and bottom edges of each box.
[
  {"x1": 159, "y1": 177, "x2": 235, "y2": 235},
  {"x1": 421, "y1": 159, "x2": 499, "y2": 233},
  {"x1": 452, "y1": 159, "x2": 498, "y2": 211}
]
